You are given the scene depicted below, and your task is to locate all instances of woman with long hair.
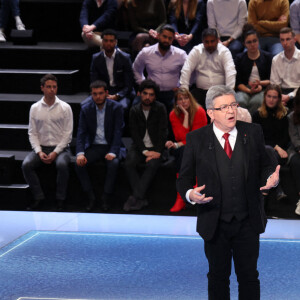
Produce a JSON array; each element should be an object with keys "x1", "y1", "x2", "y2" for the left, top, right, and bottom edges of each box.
[
  {"x1": 287, "y1": 88, "x2": 300, "y2": 215},
  {"x1": 165, "y1": 88, "x2": 207, "y2": 212},
  {"x1": 168, "y1": 0, "x2": 205, "y2": 53},
  {"x1": 234, "y1": 24, "x2": 273, "y2": 114},
  {"x1": 252, "y1": 84, "x2": 290, "y2": 200}
]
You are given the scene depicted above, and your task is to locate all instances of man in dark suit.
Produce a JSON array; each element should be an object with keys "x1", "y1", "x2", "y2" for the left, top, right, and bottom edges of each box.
[
  {"x1": 123, "y1": 79, "x2": 168, "y2": 211},
  {"x1": 90, "y1": 29, "x2": 135, "y2": 110},
  {"x1": 177, "y1": 85, "x2": 280, "y2": 300},
  {"x1": 75, "y1": 80, "x2": 124, "y2": 212}
]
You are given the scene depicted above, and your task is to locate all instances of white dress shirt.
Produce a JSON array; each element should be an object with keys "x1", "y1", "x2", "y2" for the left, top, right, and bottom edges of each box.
[
  {"x1": 28, "y1": 96, "x2": 73, "y2": 154},
  {"x1": 270, "y1": 47, "x2": 300, "y2": 98},
  {"x1": 104, "y1": 48, "x2": 116, "y2": 87},
  {"x1": 207, "y1": 0, "x2": 248, "y2": 39},
  {"x1": 180, "y1": 43, "x2": 236, "y2": 90},
  {"x1": 186, "y1": 124, "x2": 237, "y2": 203}
]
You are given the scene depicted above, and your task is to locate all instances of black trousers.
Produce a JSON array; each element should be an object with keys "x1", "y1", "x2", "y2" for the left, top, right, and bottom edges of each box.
[{"x1": 204, "y1": 217, "x2": 260, "y2": 300}]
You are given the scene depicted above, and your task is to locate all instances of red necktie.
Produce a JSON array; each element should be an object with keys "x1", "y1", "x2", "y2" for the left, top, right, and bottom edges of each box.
[{"x1": 223, "y1": 133, "x2": 232, "y2": 159}]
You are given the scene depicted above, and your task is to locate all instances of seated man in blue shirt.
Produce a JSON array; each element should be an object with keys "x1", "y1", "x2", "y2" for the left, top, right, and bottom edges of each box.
[{"x1": 75, "y1": 80, "x2": 124, "y2": 212}]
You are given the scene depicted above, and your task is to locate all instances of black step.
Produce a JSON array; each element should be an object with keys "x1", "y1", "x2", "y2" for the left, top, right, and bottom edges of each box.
[
  {"x1": 0, "y1": 124, "x2": 31, "y2": 150},
  {"x1": 0, "y1": 69, "x2": 80, "y2": 94}
]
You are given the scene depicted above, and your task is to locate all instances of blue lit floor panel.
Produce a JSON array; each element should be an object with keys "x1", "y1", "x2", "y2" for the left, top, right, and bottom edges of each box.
[{"x1": 0, "y1": 231, "x2": 299, "y2": 300}]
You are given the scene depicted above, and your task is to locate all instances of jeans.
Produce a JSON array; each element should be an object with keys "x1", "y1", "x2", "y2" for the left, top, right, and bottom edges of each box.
[
  {"x1": 0, "y1": 0, "x2": 20, "y2": 28},
  {"x1": 22, "y1": 147, "x2": 71, "y2": 201}
]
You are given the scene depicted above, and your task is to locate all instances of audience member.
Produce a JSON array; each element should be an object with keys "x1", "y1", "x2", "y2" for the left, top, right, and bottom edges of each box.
[
  {"x1": 252, "y1": 84, "x2": 289, "y2": 200},
  {"x1": 90, "y1": 29, "x2": 135, "y2": 110},
  {"x1": 248, "y1": 0, "x2": 289, "y2": 56},
  {"x1": 235, "y1": 24, "x2": 272, "y2": 114},
  {"x1": 0, "y1": 0, "x2": 26, "y2": 42},
  {"x1": 127, "y1": 0, "x2": 167, "y2": 55},
  {"x1": 75, "y1": 80, "x2": 124, "y2": 212},
  {"x1": 180, "y1": 28, "x2": 236, "y2": 109},
  {"x1": 165, "y1": 88, "x2": 207, "y2": 212},
  {"x1": 207, "y1": 0, "x2": 247, "y2": 58},
  {"x1": 287, "y1": 88, "x2": 300, "y2": 215},
  {"x1": 290, "y1": 0, "x2": 300, "y2": 48},
  {"x1": 123, "y1": 80, "x2": 168, "y2": 212},
  {"x1": 133, "y1": 24, "x2": 187, "y2": 113},
  {"x1": 237, "y1": 106, "x2": 252, "y2": 123},
  {"x1": 270, "y1": 27, "x2": 300, "y2": 108},
  {"x1": 22, "y1": 74, "x2": 73, "y2": 211},
  {"x1": 168, "y1": 0, "x2": 206, "y2": 53},
  {"x1": 79, "y1": 0, "x2": 117, "y2": 48}
]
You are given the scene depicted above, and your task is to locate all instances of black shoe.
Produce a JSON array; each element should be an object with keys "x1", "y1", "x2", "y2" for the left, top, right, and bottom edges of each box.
[
  {"x1": 86, "y1": 190, "x2": 96, "y2": 212},
  {"x1": 57, "y1": 199, "x2": 64, "y2": 212},
  {"x1": 123, "y1": 196, "x2": 148, "y2": 212},
  {"x1": 123, "y1": 195, "x2": 136, "y2": 212},
  {"x1": 26, "y1": 198, "x2": 44, "y2": 211},
  {"x1": 101, "y1": 193, "x2": 111, "y2": 212},
  {"x1": 276, "y1": 191, "x2": 288, "y2": 201}
]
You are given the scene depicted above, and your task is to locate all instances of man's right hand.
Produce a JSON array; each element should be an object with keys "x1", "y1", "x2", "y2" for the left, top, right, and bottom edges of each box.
[
  {"x1": 38, "y1": 151, "x2": 50, "y2": 164},
  {"x1": 189, "y1": 185, "x2": 213, "y2": 204},
  {"x1": 76, "y1": 154, "x2": 87, "y2": 167},
  {"x1": 145, "y1": 151, "x2": 161, "y2": 162}
]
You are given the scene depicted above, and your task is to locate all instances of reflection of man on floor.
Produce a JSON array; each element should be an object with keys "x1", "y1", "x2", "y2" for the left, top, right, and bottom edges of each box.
[{"x1": 177, "y1": 85, "x2": 280, "y2": 299}]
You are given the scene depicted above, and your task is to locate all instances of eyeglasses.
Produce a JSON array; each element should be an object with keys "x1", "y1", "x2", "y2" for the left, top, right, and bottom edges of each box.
[{"x1": 211, "y1": 102, "x2": 239, "y2": 113}]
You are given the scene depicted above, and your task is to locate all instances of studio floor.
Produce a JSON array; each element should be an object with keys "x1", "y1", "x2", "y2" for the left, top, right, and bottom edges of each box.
[{"x1": 0, "y1": 211, "x2": 299, "y2": 300}]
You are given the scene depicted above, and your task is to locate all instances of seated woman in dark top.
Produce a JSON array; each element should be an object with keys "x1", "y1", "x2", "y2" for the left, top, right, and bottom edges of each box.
[
  {"x1": 252, "y1": 84, "x2": 290, "y2": 200},
  {"x1": 287, "y1": 88, "x2": 300, "y2": 215},
  {"x1": 165, "y1": 88, "x2": 207, "y2": 212},
  {"x1": 127, "y1": 0, "x2": 167, "y2": 56},
  {"x1": 235, "y1": 24, "x2": 273, "y2": 114},
  {"x1": 168, "y1": 0, "x2": 205, "y2": 53}
]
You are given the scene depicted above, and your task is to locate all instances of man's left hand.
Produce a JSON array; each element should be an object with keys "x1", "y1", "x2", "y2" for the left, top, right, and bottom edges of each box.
[
  {"x1": 260, "y1": 165, "x2": 280, "y2": 191},
  {"x1": 105, "y1": 153, "x2": 115, "y2": 161}
]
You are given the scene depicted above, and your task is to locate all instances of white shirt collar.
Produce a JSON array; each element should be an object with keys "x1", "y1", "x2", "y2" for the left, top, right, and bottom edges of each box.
[{"x1": 213, "y1": 123, "x2": 237, "y2": 149}]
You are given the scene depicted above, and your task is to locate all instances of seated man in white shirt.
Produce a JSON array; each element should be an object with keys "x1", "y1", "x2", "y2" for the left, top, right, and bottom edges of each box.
[
  {"x1": 180, "y1": 28, "x2": 236, "y2": 109},
  {"x1": 270, "y1": 27, "x2": 300, "y2": 108},
  {"x1": 22, "y1": 74, "x2": 73, "y2": 211}
]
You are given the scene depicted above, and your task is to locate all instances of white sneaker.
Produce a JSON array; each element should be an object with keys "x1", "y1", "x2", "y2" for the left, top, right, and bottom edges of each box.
[
  {"x1": 16, "y1": 23, "x2": 26, "y2": 30},
  {"x1": 295, "y1": 200, "x2": 300, "y2": 215},
  {"x1": 0, "y1": 31, "x2": 6, "y2": 42}
]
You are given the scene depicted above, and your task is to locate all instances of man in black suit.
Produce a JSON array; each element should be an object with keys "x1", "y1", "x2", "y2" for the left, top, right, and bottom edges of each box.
[
  {"x1": 75, "y1": 80, "x2": 124, "y2": 212},
  {"x1": 123, "y1": 79, "x2": 168, "y2": 211},
  {"x1": 177, "y1": 85, "x2": 280, "y2": 300},
  {"x1": 90, "y1": 29, "x2": 135, "y2": 110}
]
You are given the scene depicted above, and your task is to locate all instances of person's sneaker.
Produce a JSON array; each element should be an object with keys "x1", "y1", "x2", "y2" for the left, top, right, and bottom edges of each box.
[
  {"x1": 0, "y1": 31, "x2": 6, "y2": 42},
  {"x1": 295, "y1": 200, "x2": 300, "y2": 216},
  {"x1": 16, "y1": 23, "x2": 25, "y2": 30}
]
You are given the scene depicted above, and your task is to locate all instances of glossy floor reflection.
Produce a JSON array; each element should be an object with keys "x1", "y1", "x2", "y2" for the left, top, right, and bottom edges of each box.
[{"x1": 0, "y1": 211, "x2": 299, "y2": 300}]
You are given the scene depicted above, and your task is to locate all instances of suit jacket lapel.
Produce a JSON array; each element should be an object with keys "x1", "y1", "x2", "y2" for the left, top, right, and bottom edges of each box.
[
  {"x1": 206, "y1": 124, "x2": 220, "y2": 181},
  {"x1": 236, "y1": 122, "x2": 250, "y2": 181}
]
